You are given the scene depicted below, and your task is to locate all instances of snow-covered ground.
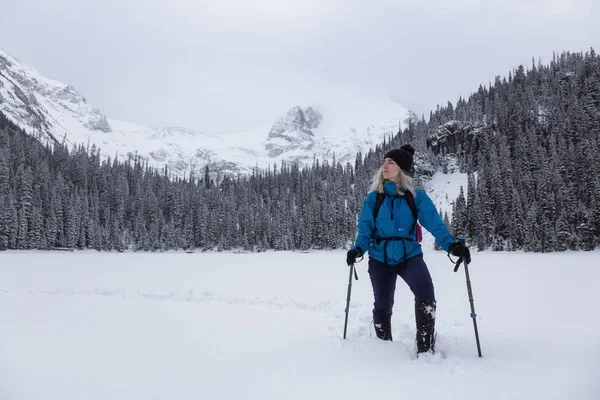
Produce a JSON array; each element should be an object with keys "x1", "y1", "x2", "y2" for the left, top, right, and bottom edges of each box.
[{"x1": 1, "y1": 249, "x2": 599, "y2": 400}]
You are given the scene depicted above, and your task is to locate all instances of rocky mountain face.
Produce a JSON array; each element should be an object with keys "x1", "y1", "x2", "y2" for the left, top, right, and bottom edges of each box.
[
  {"x1": 265, "y1": 106, "x2": 323, "y2": 157},
  {"x1": 0, "y1": 49, "x2": 111, "y2": 145},
  {"x1": 0, "y1": 47, "x2": 411, "y2": 178},
  {"x1": 426, "y1": 120, "x2": 483, "y2": 156}
]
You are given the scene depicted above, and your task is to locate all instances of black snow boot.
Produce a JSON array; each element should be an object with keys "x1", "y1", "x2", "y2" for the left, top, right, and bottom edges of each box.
[
  {"x1": 415, "y1": 300, "x2": 436, "y2": 354},
  {"x1": 374, "y1": 320, "x2": 393, "y2": 341}
]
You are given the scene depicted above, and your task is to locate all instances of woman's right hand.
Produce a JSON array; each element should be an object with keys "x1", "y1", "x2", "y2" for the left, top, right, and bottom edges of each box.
[{"x1": 346, "y1": 247, "x2": 363, "y2": 266}]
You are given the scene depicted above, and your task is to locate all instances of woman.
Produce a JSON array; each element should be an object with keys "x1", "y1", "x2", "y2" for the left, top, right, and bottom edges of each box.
[{"x1": 346, "y1": 144, "x2": 470, "y2": 354}]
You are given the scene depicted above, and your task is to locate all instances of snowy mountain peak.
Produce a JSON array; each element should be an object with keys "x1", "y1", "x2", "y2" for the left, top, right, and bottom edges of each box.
[
  {"x1": 0, "y1": 48, "x2": 111, "y2": 144},
  {"x1": 0, "y1": 46, "x2": 413, "y2": 178},
  {"x1": 265, "y1": 106, "x2": 323, "y2": 157}
]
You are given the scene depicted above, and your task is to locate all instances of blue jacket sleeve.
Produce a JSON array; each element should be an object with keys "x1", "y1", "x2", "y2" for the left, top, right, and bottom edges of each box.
[
  {"x1": 415, "y1": 189, "x2": 455, "y2": 251},
  {"x1": 354, "y1": 192, "x2": 376, "y2": 253}
]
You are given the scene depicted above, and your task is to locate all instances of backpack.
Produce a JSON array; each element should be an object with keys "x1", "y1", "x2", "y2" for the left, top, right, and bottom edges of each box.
[{"x1": 373, "y1": 191, "x2": 423, "y2": 242}]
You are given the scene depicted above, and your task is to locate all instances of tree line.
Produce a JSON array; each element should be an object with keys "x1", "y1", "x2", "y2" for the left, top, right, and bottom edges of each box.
[{"x1": 0, "y1": 49, "x2": 598, "y2": 252}]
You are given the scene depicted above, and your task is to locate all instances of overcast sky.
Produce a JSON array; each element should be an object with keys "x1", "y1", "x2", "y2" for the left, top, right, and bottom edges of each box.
[{"x1": 0, "y1": 0, "x2": 598, "y2": 134}]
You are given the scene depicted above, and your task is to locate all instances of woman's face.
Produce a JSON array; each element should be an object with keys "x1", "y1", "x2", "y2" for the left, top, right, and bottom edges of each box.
[{"x1": 382, "y1": 158, "x2": 401, "y2": 181}]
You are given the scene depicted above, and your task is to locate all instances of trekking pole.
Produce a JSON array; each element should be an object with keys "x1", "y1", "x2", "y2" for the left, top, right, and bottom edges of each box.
[
  {"x1": 343, "y1": 263, "x2": 359, "y2": 339},
  {"x1": 453, "y1": 237, "x2": 483, "y2": 357}
]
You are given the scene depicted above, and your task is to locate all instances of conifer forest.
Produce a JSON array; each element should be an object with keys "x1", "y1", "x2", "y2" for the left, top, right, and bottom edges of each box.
[{"x1": 0, "y1": 50, "x2": 598, "y2": 252}]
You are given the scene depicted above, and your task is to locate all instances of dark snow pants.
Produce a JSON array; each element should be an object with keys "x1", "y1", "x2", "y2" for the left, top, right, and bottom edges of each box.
[{"x1": 368, "y1": 253, "x2": 435, "y2": 325}]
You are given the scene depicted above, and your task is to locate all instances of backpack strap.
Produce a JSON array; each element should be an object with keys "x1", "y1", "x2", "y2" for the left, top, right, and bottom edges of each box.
[
  {"x1": 403, "y1": 191, "x2": 419, "y2": 237},
  {"x1": 371, "y1": 193, "x2": 386, "y2": 242},
  {"x1": 373, "y1": 191, "x2": 418, "y2": 234},
  {"x1": 372, "y1": 190, "x2": 420, "y2": 239},
  {"x1": 373, "y1": 192, "x2": 386, "y2": 220},
  {"x1": 371, "y1": 190, "x2": 421, "y2": 265}
]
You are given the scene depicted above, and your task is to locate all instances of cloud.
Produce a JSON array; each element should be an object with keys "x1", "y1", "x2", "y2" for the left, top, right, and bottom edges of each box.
[
  {"x1": 0, "y1": 0, "x2": 598, "y2": 134},
  {"x1": 152, "y1": 0, "x2": 344, "y2": 34}
]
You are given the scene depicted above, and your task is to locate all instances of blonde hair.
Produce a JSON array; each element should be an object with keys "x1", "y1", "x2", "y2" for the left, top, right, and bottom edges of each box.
[{"x1": 368, "y1": 167, "x2": 416, "y2": 197}]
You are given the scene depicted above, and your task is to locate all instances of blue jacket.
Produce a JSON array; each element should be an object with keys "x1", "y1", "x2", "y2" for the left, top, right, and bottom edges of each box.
[{"x1": 353, "y1": 182, "x2": 455, "y2": 265}]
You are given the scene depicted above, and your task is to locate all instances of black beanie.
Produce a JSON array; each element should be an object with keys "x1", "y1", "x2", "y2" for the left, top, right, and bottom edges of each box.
[{"x1": 384, "y1": 144, "x2": 415, "y2": 172}]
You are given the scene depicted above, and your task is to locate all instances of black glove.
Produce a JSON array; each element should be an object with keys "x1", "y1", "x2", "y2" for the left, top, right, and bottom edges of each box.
[
  {"x1": 346, "y1": 247, "x2": 363, "y2": 266},
  {"x1": 448, "y1": 242, "x2": 471, "y2": 264}
]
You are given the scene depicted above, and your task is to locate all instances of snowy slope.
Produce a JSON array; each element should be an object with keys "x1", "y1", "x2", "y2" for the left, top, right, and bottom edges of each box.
[
  {"x1": 0, "y1": 47, "x2": 111, "y2": 145},
  {"x1": 419, "y1": 156, "x2": 468, "y2": 250},
  {"x1": 0, "y1": 249, "x2": 598, "y2": 400},
  {"x1": 0, "y1": 46, "x2": 411, "y2": 178}
]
